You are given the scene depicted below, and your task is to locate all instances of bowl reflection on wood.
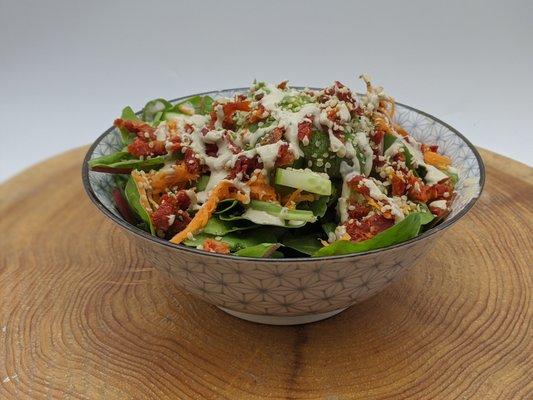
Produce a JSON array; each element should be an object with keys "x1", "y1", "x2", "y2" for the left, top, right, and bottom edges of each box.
[{"x1": 82, "y1": 88, "x2": 484, "y2": 325}]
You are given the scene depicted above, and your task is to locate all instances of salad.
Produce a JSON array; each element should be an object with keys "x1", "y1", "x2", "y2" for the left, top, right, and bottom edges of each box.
[{"x1": 88, "y1": 76, "x2": 458, "y2": 258}]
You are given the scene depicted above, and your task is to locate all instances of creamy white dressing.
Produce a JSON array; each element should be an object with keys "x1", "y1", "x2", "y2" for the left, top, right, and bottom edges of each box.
[
  {"x1": 334, "y1": 225, "x2": 348, "y2": 241},
  {"x1": 424, "y1": 165, "x2": 449, "y2": 185},
  {"x1": 260, "y1": 84, "x2": 286, "y2": 110},
  {"x1": 166, "y1": 113, "x2": 209, "y2": 128},
  {"x1": 384, "y1": 140, "x2": 404, "y2": 158},
  {"x1": 272, "y1": 103, "x2": 321, "y2": 158},
  {"x1": 386, "y1": 134, "x2": 451, "y2": 186},
  {"x1": 155, "y1": 124, "x2": 168, "y2": 142},
  {"x1": 256, "y1": 141, "x2": 284, "y2": 171},
  {"x1": 355, "y1": 131, "x2": 374, "y2": 176},
  {"x1": 247, "y1": 125, "x2": 275, "y2": 147},
  {"x1": 328, "y1": 130, "x2": 346, "y2": 156},
  {"x1": 362, "y1": 179, "x2": 387, "y2": 200},
  {"x1": 337, "y1": 102, "x2": 351, "y2": 122},
  {"x1": 337, "y1": 165, "x2": 360, "y2": 223},
  {"x1": 429, "y1": 200, "x2": 447, "y2": 210}
]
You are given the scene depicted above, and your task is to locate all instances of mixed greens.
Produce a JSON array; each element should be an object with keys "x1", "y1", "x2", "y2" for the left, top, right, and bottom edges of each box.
[{"x1": 88, "y1": 76, "x2": 458, "y2": 258}]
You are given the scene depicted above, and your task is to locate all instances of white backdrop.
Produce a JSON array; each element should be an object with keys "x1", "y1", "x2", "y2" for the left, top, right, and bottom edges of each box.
[{"x1": 1, "y1": 0, "x2": 532, "y2": 181}]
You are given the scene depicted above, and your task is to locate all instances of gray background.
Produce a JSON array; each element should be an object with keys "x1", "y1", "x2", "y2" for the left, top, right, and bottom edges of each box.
[{"x1": 1, "y1": 0, "x2": 532, "y2": 181}]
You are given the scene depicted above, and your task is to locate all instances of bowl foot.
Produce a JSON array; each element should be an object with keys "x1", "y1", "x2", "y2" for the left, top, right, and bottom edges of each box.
[{"x1": 217, "y1": 307, "x2": 348, "y2": 325}]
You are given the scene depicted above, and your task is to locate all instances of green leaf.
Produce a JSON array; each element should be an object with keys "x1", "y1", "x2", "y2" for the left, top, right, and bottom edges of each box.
[
  {"x1": 183, "y1": 228, "x2": 278, "y2": 251},
  {"x1": 196, "y1": 175, "x2": 210, "y2": 192},
  {"x1": 124, "y1": 176, "x2": 155, "y2": 235},
  {"x1": 403, "y1": 145, "x2": 414, "y2": 170},
  {"x1": 142, "y1": 98, "x2": 172, "y2": 122},
  {"x1": 88, "y1": 151, "x2": 131, "y2": 168},
  {"x1": 282, "y1": 233, "x2": 324, "y2": 256},
  {"x1": 313, "y1": 212, "x2": 434, "y2": 257},
  {"x1": 322, "y1": 222, "x2": 337, "y2": 237},
  {"x1": 202, "y1": 216, "x2": 255, "y2": 236},
  {"x1": 383, "y1": 133, "x2": 397, "y2": 152},
  {"x1": 302, "y1": 130, "x2": 342, "y2": 177},
  {"x1": 91, "y1": 156, "x2": 166, "y2": 173},
  {"x1": 118, "y1": 106, "x2": 140, "y2": 144},
  {"x1": 249, "y1": 200, "x2": 317, "y2": 222},
  {"x1": 270, "y1": 251, "x2": 284, "y2": 259},
  {"x1": 443, "y1": 169, "x2": 459, "y2": 185},
  {"x1": 169, "y1": 95, "x2": 214, "y2": 115},
  {"x1": 306, "y1": 196, "x2": 329, "y2": 218},
  {"x1": 214, "y1": 199, "x2": 240, "y2": 215},
  {"x1": 234, "y1": 243, "x2": 281, "y2": 258}
]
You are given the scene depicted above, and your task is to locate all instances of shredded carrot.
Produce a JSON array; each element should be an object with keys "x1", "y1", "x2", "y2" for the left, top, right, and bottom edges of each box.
[
  {"x1": 150, "y1": 162, "x2": 198, "y2": 194},
  {"x1": 423, "y1": 151, "x2": 451, "y2": 169},
  {"x1": 131, "y1": 170, "x2": 154, "y2": 213},
  {"x1": 284, "y1": 189, "x2": 302, "y2": 209},
  {"x1": 247, "y1": 171, "x2": 278, "y2": 202},
  {"x1": 365, "y1": 196, "x2": 392, "y2": 219},
  {"x1": 282, "y1": 189, "x2": 317, "y2": 209},
  {"x1": 340, "y1": 233, "x2": 351, "y2": 241},
  {"x1": 394, "y1": 124, "x2": 410, "y2": 137},
  {"x1": 170, "y1": 180, "x2": 248, "y2": 244}
]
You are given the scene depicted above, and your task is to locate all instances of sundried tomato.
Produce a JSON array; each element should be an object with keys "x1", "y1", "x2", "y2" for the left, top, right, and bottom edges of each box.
[
  {"x1": 297, "y1": 120, "x2": 313, "y2": 142},
  {"x1": 184, "y1": 148, "x2": 200, "y2": 174},
  {"x1": 274, "y1": 143, "x2": 295, "y2": 167},
  {"x1": 127, "y1": 138, "x2": 167, "y2": 158}
]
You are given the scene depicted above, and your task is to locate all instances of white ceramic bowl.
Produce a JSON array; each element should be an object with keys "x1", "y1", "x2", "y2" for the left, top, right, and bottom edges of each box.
[{"x1": 82, "y1": 88, "x2": 485, "y2": 325}]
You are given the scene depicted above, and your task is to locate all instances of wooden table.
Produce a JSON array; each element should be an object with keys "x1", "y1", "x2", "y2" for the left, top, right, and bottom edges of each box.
[{"x1": 0, "y1": 147, "x2": 531, "y2": 399}]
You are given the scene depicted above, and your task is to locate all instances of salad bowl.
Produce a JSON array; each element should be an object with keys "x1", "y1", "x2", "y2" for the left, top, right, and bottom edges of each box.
[{"x1": 82, "y1": 88, "x2": 484, "y2": 325}]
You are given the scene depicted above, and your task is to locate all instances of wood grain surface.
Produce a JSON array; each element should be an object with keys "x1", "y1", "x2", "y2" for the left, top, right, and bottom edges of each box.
[{"x1": 0, "y1": 147, "x2": 531, "y2": 399}]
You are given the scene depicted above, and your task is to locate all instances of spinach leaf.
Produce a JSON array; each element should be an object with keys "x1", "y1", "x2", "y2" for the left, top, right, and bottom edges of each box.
[
  {"x1": 444, "y1": 169, "x2": 459, "y2": 185},
  {"x1": 322, "y1": 222, "x2": 337, "y2": 237},
  {"x1": 282, "y1": 233, "x2": 324, "y2": 256},
  {"x1": 383, "y1": 132, "x2": 398, "y2": 152},
  {"x1": 305, "y1": 196, "x2": 330, "y2": 218},
  {"x1": 124, "y1": 176, "x2": 155, "y2": 235},
  {"x1": 313, "y1": 212, "x2": 434, "y2": 257},
  {"x1": 234, "y1": 243, "x2": 281, "y2": 258},
  {"x1": 302, "y1": 130, "x2": 342, "y2": 177},
  {"x1": 88, "y1": 151, "x2": 131, "y2": 168},
  {"x1": 270, "y1": 251, "x2": 285, "y2": 259},
  {"x1": 142, "y1": 98, "x2": 172, "y2": 122},
  {"x1": 118, "y1": 106, "x2": 140, "y2": 144},
  {"x1": 196, "y1": 175, "x2": 210, "y2": 191},
  {"x1": 169, "y1": 95, "x2": 214, "y2": 115},
  {"x1": 214, "y1": 199, "x2": 240, "y2": 215},
  {"x1": 202, "y1": 216, "x2": 255, "y2": 236},
  {"x1": 90, "y1": 156, "x2": 166, "y2": 174},
  {"x1": 183, "y1": 228, "x2": 278, "y2": 251}
]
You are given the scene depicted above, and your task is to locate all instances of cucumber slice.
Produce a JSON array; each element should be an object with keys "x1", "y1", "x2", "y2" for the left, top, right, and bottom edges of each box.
[
  {"x1": 274, "y1": 168, "x2": 332, "y2": 196},
  {"x1": 249, "y1": 200, "x2": 316, "y2": 222}
]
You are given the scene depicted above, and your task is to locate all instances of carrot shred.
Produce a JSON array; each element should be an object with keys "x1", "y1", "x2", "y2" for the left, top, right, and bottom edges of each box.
[
  {"x1": 170, "y1": 180, "x2": 249, "y2": 244},
  {"x1": 131, "y1": 170, "x2": 154, "y2": 213},
  {"x1": 394, "y1": 125, "x2": 410, "y2": 137},
  {"x1": 284, "y1": 189, "x2": 302, "y2": 209},
  {"x1": 247, "y1": 171, "x2": 278, "y2": 202},
  {"x1": 423, "y1": 151, "x2": 451, "y2": 169},
  {"x1": 150, "y1": 162, "x2": 198, "y2": 194}
]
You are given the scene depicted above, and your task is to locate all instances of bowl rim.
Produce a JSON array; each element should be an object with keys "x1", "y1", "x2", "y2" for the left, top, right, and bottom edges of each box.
[{"x1": 82, "y1": 87, "x2": 486, "y2": 262}]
